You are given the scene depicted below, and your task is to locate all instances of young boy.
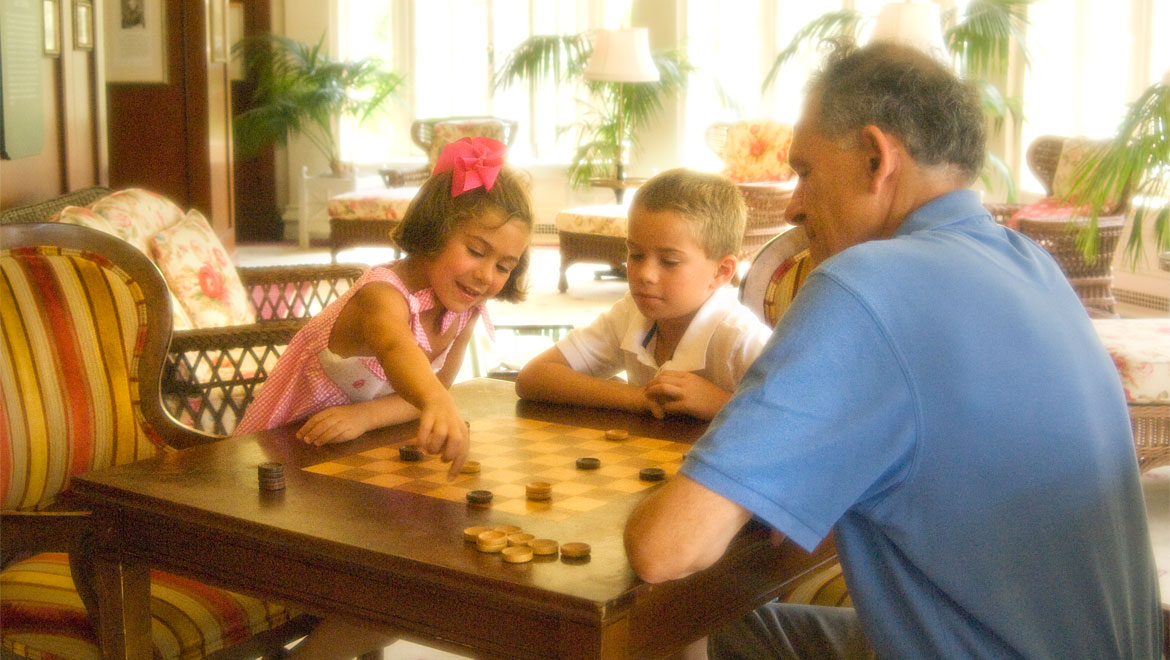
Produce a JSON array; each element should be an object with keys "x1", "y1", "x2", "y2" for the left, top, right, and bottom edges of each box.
[{"x1": 516, "y1": 168, "x2": 773, "y2": 420}]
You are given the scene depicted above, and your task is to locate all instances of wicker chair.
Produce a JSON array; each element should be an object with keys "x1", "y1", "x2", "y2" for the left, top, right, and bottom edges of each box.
[
  {"x1": 1, "y1": 190, "x2": 365, "y2": 436},
  {"x1": 707, "y1": 121, "x2": 797, "y2": 261},
  {"x1": 985, "y1": 135, "x2": 1131, "y2": 316},
  {"x1": 377, "y1": 116, "x2": 520, "y2": 188},
  {"x1": 0, "y1": 222, "x2": 316, "y2": 660}
]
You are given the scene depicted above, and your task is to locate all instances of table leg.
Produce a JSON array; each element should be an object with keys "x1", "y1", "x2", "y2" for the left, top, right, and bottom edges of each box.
[{"x1": 93, "y1": 513, "x2": 153, "y2": 660}]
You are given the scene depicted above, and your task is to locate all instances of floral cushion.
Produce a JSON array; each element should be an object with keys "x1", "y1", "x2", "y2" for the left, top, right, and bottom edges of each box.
[
  {"x1": 554, "y1": 204, "x2": 630, "y2": 238},
  {"x1": 151, "y1": 210, "x2": 256, "y2": 329},
  {"x1": 328, "y1": 188, "x2": 416, "y2": 220},
  {"x1": 88, "y1": 189, "x2": 186, "y2": 254},
  {"x1": 719, "y1": 121, "x2": 795, "y2": 183},
  {"x1": 1092, "y1": 318, "x2": 1170, "y2": 405},
  {"x1": 56, "y1": 204, "x2": 196, "y2": 331},
  {"x1": 428, "y1": 120, "x2": 509, "y2": 167}
]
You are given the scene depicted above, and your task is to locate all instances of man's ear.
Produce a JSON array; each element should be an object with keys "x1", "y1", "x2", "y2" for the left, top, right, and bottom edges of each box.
[
  {"x1": 859, "y1": 125, "x2": 898, "y2": 193},
  {"x1": 713, "y1": 253, "x2": 739, "y2": 288}
]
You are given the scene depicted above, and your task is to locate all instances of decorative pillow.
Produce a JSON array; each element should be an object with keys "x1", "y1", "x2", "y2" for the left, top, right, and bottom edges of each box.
[
  {"x1": 428, "y1": 120, "x2": 508, "y2": 167},
  {"x1": 719, "y1": 121, "x2": 795, "y2": 183},
  {"x1": 87, "y1": 189, "x2": 187, "y2": 254},
  {"x1": 151, "y1": 210, "x2": 255, "y2": 329},
  {"x1": 56, "y1": 204, "x2": 196, "y2": 331},
  {"x1": 1050, "y1": 137, "x2": 1122, "y2": 210},
  {"x1": 1006, "y1": 197, "x2": 1088, "y2": 231}
]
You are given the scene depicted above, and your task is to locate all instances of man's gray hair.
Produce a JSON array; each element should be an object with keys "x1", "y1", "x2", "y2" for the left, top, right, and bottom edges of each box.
[{"x1": 811, "y1": 40, "x2": 986, "y2": 183}]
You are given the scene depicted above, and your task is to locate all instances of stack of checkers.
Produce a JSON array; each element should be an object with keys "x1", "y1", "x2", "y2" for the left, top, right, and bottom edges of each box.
[
  {"x1": 462, "y1": 525, "x2": 591, "y2": 563},
  {"x1": 257, "y1": 462, "x2": 285, "y2": 491},
  {"x1": 399, "y1": 445, "x2": 423, "y2": 462}
]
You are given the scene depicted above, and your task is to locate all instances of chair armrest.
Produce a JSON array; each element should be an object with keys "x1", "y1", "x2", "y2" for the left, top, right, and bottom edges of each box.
[
  {"x1": 1, "y1": 510, "x2": 91, "y2": 559},
  {"x1": 378, "y1": 166, "x2": 429, "y2": 188},
  {"x1": 984, "y1": 203, "x2": 1023, "y2": 225},
  {"x1": 164, "y1": 319, "x2": 307, "y2": 436},
  {"x1": 237, "y1": 263, "x2": 366, "y2": 321}
]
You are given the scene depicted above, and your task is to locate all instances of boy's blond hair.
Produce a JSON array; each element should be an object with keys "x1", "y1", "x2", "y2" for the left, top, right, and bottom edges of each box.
[{"x1": 630, "y1": 168, "x2": 746, "y2": 259}]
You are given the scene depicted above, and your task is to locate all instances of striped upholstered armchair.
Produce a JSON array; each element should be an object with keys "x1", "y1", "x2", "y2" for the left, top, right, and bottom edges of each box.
[{"x1": 0, "y1": 223, "x2": 315, "y2": 659}]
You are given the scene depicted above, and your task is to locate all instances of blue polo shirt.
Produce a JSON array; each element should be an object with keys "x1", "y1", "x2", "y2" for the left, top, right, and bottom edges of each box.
[{"x1": 683, "y1": 190, "x2": 1161, "y2": 659}]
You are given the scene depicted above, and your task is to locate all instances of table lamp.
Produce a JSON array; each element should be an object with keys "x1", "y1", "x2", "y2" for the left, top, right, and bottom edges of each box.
[
  {"x1": 869, "y1": 1, "x2": 949, "y2": 64},
  {"x1": 583, "y1": 28, "x2": 660, "y2": 182}
]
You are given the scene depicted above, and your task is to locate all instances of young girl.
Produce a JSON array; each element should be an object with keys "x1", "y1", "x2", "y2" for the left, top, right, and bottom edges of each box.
[
  {"x1": 236, "y1": 136, "x2": 532, "y2": 481},
  {"x1": 235, "y1": 138, "x2": 531, "y2": 660}
]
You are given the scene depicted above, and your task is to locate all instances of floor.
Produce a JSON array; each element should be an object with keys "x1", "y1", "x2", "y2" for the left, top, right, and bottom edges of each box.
[{"x1": 235, "y1": 240, "x2": 1170, "y2": 660}]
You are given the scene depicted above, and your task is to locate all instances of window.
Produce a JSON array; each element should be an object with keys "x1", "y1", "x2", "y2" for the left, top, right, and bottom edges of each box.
[{"x1": 335, "y1": 0, "x2": 1168, "y2": 199}]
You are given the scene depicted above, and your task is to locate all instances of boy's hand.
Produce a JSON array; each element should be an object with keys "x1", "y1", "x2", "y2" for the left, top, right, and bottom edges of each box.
[
  {"x1": 644, "y1": 371, "x2": 731, "y2": 421},
  {"x1": 416, "y1": 392, "x2": 469, "y2": 480},
  {"x1": 297, "y1": 404, "x2": 373, "y2": 446},
  {"x1": 637, "y1": 387, "x2": 667, "y2": 419}
]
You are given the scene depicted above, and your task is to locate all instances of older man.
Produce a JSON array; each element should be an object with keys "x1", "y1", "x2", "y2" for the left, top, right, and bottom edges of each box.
[{"x1": 625, "y1": 41, "x2": 1161, "y2": 659}]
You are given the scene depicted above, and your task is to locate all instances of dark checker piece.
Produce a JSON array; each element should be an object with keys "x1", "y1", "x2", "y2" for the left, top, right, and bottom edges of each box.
[
  {"x1": 399, "y1": 445, "x2": 423, "y2": 462},
  {"x1": 466, "y1": 489, "x2": 494, "y2": 504},
  {"x1": 575, "y1": 457, "x2": 601, "y2": 470},
  {"x1": 639, "y1": 467, "x2": 666, "y2": 482}
]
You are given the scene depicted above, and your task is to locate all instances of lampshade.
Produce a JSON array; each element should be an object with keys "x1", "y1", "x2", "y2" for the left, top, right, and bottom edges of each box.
[
  {"x1": 584, "y1": 28, "x2": 660, "y2": 83},
  {"x1": 870, "y1": 1, "x2": 949, "y2": 64}
]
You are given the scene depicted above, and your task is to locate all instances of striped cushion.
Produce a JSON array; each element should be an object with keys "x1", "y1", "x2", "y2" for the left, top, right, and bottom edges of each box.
[
  {"x1": 0, "y1": 246, "x2": 165, "y2": 511},
  {"x1": 1, "y1": 553, "x2": 295, "y2": 660},
  {"x1": 762, "y1": 248, "x2": 812, "y2": 328}
]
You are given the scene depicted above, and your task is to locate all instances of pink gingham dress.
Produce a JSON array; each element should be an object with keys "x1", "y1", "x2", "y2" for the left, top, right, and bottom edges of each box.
[{"x1": 234, "y1": 265, "x2": 492, "y2": 434}]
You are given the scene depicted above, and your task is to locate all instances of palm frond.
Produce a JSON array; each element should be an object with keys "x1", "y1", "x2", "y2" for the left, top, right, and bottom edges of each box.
[
  {"x1": 1065, "y1": 81, "x2": 1170, "y2": 265},
  {"x1": 492, "y1": 34, "x2": 591, "y2": 91},
  {"x1": 231, "y1": 32, "x2": 404, "y2": 164},
  {"x1": 946, "y1": 0, "x2": 1031, "y2": 77},
  {"x1": 762, "y1": 10, "x2": 865, "y2": 93}
]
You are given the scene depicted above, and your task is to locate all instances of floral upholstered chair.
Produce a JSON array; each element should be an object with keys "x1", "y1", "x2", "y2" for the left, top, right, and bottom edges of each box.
[
  {"x1": 0, "y1": 223, "x2": 315, "y2": 660},
  {"x1": 2, "y1": 187, "x2": 365, "y2": 435},
  {"x1": 327, "y1": 117, "x2": 521, "y2": 259},
  {"x1": 706, "y1": 120, "x2": 798, "y2": 261}
]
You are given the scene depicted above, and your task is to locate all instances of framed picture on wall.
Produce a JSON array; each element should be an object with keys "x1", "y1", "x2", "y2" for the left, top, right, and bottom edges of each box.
[
  {"x1": 43, "y1": 0, "x2": 60, "y2": 56},
  {"x1": 73, "y1": 0, "x2": 93, "y2": 50},
  {"x1": 104, "y1": 0, "x2": 167, "y2": 83}
]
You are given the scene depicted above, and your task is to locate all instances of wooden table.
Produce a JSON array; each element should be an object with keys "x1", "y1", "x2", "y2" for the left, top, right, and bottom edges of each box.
[
  {"x1": 589, "y1": 177, "x2": 648, "y2": 204},
  {"x1": 73, "y1": 379, "x2": 836, "y2": 660}
]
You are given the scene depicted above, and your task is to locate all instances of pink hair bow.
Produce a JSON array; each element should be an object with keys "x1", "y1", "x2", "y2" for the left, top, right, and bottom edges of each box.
[{"x1": 432, "y1": 137, "x2": 507, "y2": 197}]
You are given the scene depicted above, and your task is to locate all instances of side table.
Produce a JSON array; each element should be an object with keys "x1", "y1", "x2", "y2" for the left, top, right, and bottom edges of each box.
[{"x1": 299, "y1": 167, "x2": 357, "y2": 248}]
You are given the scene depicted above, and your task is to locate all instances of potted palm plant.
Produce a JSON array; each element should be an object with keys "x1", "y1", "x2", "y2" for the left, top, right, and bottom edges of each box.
[
  {"x1": 232, "y1": 33, "x2": 405, "y2": 177},
  {"x1": 1064, "y1": 70, "x2": 1170, "y2": 265},
  {"x1": 493, "y1": 31, "x2": 694, "y2": 189},
  {"x1": 761, "y1": 0, "x2": 1030, "y2": 200}
]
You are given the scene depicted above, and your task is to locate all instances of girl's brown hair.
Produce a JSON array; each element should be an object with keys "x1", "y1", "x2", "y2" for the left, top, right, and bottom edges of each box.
[{"x1": 392, "y1": 166, "x2": 533, "y2": 302}]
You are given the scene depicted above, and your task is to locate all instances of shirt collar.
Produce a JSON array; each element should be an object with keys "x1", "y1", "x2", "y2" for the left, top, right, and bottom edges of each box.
[
  {"x1": 619, "y1": 287, "x2": 739, "y2": 372},
  {"x1": 894, "y1": 189, "x2": 989, "y2": 237}
]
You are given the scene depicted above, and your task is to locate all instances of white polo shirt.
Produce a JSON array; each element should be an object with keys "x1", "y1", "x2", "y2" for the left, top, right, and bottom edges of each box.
[{"x1": 556, "y1": 287, "x2": 773, "y2": 391}]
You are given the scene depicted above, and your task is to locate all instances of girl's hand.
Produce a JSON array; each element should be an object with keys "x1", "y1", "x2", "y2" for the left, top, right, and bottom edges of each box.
[
  {"x1": 297, "y1": 404, "x2": 372, "y2": 446},
  {"x1": 644, "y1": 371, "x2": 731, "y2": 421},
  {"x1": 416, "y1": 392, "x2": 469, "y2": 480}
]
